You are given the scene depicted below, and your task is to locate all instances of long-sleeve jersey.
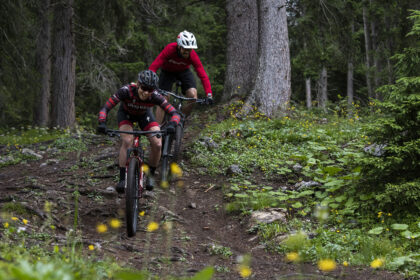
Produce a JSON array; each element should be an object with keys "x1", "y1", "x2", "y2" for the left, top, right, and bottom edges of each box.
[
  {"x1": 149, "y1": 42, "x2": 212, "y2": 95},
  {"x1": 98, "y1": 83, "x2": 180, "y2": 124}
]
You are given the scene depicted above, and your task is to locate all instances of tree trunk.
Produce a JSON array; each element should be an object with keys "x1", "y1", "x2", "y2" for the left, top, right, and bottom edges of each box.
[
  {"x1": 51, "y1": 0, "x2": 76, "y2": 128},
  {"x1": 245, "y1": 0, "x2": 291, "y2": 117},
  {"x1": 347, "y1": 60, "x2": 354, "y2": 114},
  {"x1": 34, "y1": 0, "x2": 51, "y2": 127},
  {"x1": 369, "y1": 1, "x2": 381, "y2": 99},
  {"x1": 362, "y1": 5, "x2": 373, "y2": 99},
  {"x1": 223, "y1": 0, "x2": 258, "y2": 102},
  {"x1": 305, "y1": 77, "x2": 312, "y2": 109},
  {"x1": 317, "y1": 66, "x2": 327, "y2": 112}
]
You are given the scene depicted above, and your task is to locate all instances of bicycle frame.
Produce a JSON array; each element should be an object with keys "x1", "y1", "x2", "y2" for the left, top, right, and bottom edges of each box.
[
  {"x1": 107, "y1": 129, "x2": 164, "y2": 197},
  {"x1": 158, "y1": 89, "x2": 207, "y2": 182}
]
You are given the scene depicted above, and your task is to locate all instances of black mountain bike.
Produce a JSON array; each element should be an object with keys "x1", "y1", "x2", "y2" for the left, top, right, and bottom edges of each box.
[
  {"x1": 107, "y1": 129, "x2": 165, "y2": 237},
  {"x1": 158, "y1": 82, "x2": 207, "y2": 183}
]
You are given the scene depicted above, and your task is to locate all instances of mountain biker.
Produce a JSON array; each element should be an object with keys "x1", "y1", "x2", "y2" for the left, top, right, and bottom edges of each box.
[
  {"x1": 149, "y1": 30, "x2": 213, "y2": 123},
  {"x1": 97, "y1": 70, "x2": 180, "y2": 193}
]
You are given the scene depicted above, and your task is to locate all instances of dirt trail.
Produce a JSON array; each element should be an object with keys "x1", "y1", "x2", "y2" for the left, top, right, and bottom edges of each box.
[{"x1": 0, "y1": 112, "x2": 405, "y2": 280}]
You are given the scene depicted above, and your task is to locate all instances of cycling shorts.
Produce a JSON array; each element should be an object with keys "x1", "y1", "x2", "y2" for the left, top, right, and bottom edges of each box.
[
  {"x1": 159, "y1": 69, "x2": 197, "y2": 93},
  {"x1": 117, "y1": 106, "x2": 158, "y2": 131}
]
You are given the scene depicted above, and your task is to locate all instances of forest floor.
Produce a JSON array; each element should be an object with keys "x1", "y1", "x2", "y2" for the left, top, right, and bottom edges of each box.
[{"x1": 0, "y1": 108, "x2": 406, "y2": 280}]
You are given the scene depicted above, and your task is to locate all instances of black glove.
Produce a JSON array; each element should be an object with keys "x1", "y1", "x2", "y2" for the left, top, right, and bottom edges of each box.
[
  {"x1": 97, "y1": 122, "x2": 107, "y2": 134},
  {"x1": 166, "y1": 121, "x2": 176, "y2": 134},
  {"x1": 206, "y1": 96, "x2": 214, "y2": 105}
]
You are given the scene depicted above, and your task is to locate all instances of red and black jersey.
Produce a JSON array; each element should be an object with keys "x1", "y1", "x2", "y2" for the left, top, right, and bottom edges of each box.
[
  {"x1": 149, "y1": 42, "x2": 212, "y2": 95},
  {"x1": 98, "y1": 83, "x2": 180, "y2": 124}
]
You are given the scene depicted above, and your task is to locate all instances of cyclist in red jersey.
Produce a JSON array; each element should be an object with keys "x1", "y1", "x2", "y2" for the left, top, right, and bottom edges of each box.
[
  {"x1": 97, "y1": 70, "x2": 180, "y2": 193},
  {"x1": 149, "y1": 30, "x2": 213, "y2": 123}
]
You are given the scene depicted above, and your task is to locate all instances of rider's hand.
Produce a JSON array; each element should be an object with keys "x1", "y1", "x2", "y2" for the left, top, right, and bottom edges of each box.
[
  {"x1": 97, "y1": 122, "x2": 107, "y2": 134},
  {"x1": 206, "y1": 96, "x2": 214, "y2": 105},
  {"x1": 166, "y1": 121, "x2": 176, "y2": 134}
]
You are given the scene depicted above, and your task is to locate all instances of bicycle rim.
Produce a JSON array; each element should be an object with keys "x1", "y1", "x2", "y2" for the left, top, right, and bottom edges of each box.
[{"x1": 126, "y1": 158, "x2": 139, "y2": 237}]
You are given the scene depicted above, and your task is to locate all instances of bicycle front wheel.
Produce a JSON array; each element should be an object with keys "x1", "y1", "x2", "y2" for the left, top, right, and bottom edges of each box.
[
  {"x1": 126, "y1": 158, "x2": 139, "y2": 237},
  {"x1": 172, "y1": 124, "x2": 183, "y2": 162}
]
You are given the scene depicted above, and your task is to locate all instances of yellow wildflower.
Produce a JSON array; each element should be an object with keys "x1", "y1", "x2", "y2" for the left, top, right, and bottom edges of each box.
[
  {"x1": 147, "y1": 221, "x2": 159, "y2": 232},
  {"x1": 11, "y1": 217, "x2": 18, "y2": 221},
  {"x1": 161, "y1": 180, "x2": 169, "y2": 188},
  {"x1": 239, "y1": 265, "x2": 252, "y2": 278},
  {"x1": 286, "y1": 252, "x2": 300, "y2": 262},
  {"x1": 170, "y1": 162, "x2": 183, "y2": 177},
  {"x1": 109, "y1": 218, "x2": 121, "y2": 229},
  {"x1": 88, "y1": 245, "x2": 95, "y2": 251},
  {"x1": 139, "y1": 211, "x2": 145, "y2": 217},
  {"x1": 96, "y1": 223, "x2": 108, "y2": 233},
  {"x1": 44, "y1": 201, "x2": 52, "y2": 212},
  {"x1": 370, "y1": 258, "x2": 384, "y2": 269},
  {"x1": 142, "y1": 164, "x2": 149, "y2": 174},
  {"x1": 22, "y1": 219, "x2": 28, "y2": 225},
  {"x1": 3, "y1": 222, "x2": 9, "y2": 228},
  {"x1": 343, "y1": 261, "x2": 349, "y2": 267},
  {"x1": 318, "y1": 259, "x2": 337, "y2": 271}
]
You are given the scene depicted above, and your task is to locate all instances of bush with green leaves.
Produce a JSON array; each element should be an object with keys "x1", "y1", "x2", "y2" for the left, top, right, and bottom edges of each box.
[{"x1": 359, "y1": 10, "x2": 420, "y2": 213}]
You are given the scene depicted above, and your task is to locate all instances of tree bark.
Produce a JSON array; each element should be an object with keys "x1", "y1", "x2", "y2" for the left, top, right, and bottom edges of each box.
[
  {"x1": 317, "y1": 66, "x2": 327, "y2": 112},
  {"x1": 362, "y1": 5, "x2": 373, "y2": 99},
  {"x1": 245, "y1": 0, "x2": 291, "y2": 117},
  {"x1": 347, "y1": 60, "x2": 354, "y2": 114},
  {"x1": 223, "y1": 0, "x2": 258, "y2": 102},
  {"x1": 51, "y1": 0, "x2": 76, "y2": 128},
  {"x1": 34, "y1": 0, "x2": 51, "y2": 127},
  {"x1": 305, "y1": 77, "x2": 312, "y2": 109}
]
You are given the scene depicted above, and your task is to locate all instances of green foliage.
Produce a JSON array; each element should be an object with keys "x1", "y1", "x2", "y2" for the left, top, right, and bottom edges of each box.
[
  {"x1": 0, "y1": 127, "x2": 65, "y2": 145},
  {"x1": 208, "y1": 244, "x2": 233, "y2": 259},
  {"x1": 53, "y1": 137, "x2": 87, "y2": 153},
  {"x1": 359, "y1": 11, "x2": 420, "y2": 212},
  {"x1": 189, "y1": 100, "x2": 419, "y2": 275}
]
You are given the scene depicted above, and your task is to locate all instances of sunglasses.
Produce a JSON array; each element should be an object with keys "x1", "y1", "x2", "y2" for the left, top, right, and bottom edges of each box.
[{"x1": 140, "y1": 84, "x2": 154, "y2": 92}]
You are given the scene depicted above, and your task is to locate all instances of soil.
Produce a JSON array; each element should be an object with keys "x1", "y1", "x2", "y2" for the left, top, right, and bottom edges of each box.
[{"x1": 0, "y1": 110, "x2": 406, "y2": 280}]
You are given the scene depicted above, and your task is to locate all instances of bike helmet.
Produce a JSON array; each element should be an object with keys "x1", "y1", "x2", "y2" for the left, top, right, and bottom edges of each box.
[
  {"x1": 138, "y1": 70, "x2": 159, "y2": 89},
  {"x1": 176, "y1": 30, "x2": 198, "y2": 49}
]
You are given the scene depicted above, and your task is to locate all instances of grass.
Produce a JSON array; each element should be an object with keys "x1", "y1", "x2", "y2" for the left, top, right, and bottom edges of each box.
[{"x1": 188, "y1": 103, "x2": 420, "y2": 278}]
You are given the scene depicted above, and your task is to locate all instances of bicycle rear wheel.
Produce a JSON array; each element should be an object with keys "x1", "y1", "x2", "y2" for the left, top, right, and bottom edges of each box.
[
  {"x1": 126, "y1": 158, "x2": 140, "y2": 237},
  {"x1": 161, "y1": 135, "x2": 172, "y2": 183},
  {"x1": 172, "y1": 124, "x2": 183, "y2": 162}
]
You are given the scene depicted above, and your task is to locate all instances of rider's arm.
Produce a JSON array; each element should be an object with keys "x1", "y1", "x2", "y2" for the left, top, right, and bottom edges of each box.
[
  {"x1": 190, "y1": 51, "x2": 212, "y2": 98},
  {"x1": 98, "y1": 86, "x2": 129, "y2": 122},
  {"x1": 152, "y1": 92, "x2": 181, "y2": 125},
  {"x1": 149, "y1": 44, "x2": 172, "y2": 73}
]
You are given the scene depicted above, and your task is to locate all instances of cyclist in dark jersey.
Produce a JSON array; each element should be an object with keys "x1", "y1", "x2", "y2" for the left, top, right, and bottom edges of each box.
[
  {"x1": 97, "y1": 70, "x2": 180, "y2": 193},
  {"x1": 149, "y1": 30, "x2": 213, "y2": 123}
]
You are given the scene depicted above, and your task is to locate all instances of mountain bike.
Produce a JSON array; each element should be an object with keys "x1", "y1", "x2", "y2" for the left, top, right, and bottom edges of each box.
[
  {"x1": 107, "y1": 129, "x2": 165, "y2": 237},
  {"x1": 158, "y1": 83, "x2": 207, "y2": 183}
]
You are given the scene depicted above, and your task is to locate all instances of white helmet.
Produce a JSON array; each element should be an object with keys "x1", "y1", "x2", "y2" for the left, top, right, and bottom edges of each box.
[{"x1": 176, "y1": 30, "x2": 198, "y2": 49}]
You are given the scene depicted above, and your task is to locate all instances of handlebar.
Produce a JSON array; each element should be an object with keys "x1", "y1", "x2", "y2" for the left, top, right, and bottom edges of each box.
[
  {"x1": 106, "y1": 129, "x2": 166, "y2": 138},
  {"x1": 158, "y1": 89, "x2": 207, "y2": 104}
]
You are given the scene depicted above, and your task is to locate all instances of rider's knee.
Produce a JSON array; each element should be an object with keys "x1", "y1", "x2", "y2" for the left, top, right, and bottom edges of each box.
[
  {"x1": 151, "y1": 139, "x2": 162, "y2": 151},
  {"x1": 121, "y1": 135, "x2": 133, "y2": 148},
  {"x1": 186, "y1": 88, "x2": 197, "y2": 98}
]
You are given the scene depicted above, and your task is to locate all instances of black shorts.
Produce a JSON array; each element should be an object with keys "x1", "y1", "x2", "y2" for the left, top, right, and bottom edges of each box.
[
  {"x1": 117, "y1": 106, "x2": 158, "y2": 131},
  {"x1": 159, "y1": 69, "x2": 196, "y2": 93}
]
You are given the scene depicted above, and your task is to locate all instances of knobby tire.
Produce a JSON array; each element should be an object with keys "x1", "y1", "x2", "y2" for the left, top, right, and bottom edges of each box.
[
  {"x1": 173, "y1": 125, "x2": 183, "y2": 162},
  {"x1": 161, "y1": 135, "x2": 172, "y2": 183},
  {"x1": 126, "y1": 158, "x2": 139, "y2": 237}
]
